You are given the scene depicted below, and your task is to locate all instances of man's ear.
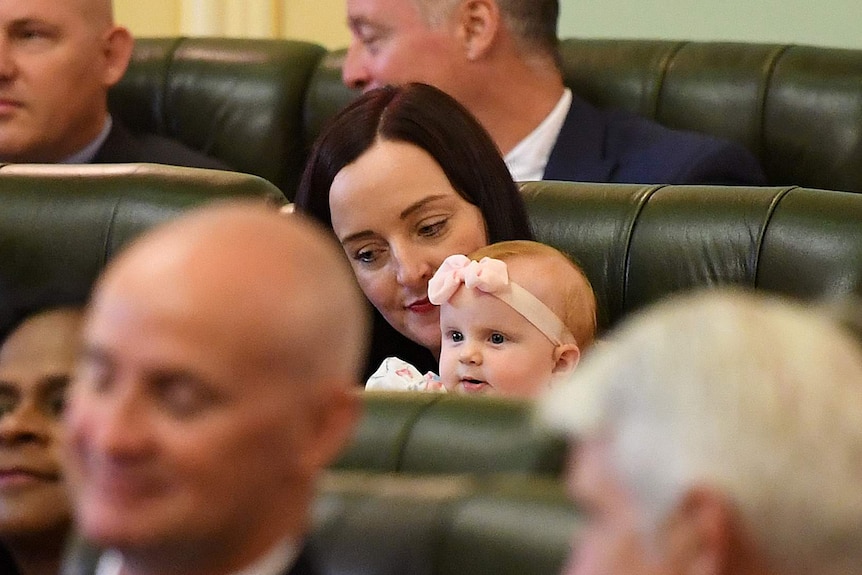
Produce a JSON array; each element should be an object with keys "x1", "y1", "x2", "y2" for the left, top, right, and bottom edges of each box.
[
  {"x1": 455, "y1": 0, "x2": 501, "y2": 61},
  {"x1": 303, "y1": 386, "x2": 361, "y2": 472},
  {"x1": 662, "y1": 486, "x2": 736, "y2": 575},
  {"x1": 101, "y1": 26, "x2": 134, "y2": 87},
  {"x1": 552, "y1": 343, "x2": 580, "y2": 375}
]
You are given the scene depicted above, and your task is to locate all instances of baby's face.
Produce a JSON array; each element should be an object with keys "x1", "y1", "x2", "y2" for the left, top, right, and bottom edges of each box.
[{"x1": 438, "y1": 287, "x2": 558, "y2": 398}]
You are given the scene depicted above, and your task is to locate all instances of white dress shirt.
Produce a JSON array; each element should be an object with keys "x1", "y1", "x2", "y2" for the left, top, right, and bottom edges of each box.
[
  {"x1": 504, "y1": 88, "x2": 573, "y2": 182},
  {"x1": 94, "y1": 539, "x2": 299, "y2": 575}
]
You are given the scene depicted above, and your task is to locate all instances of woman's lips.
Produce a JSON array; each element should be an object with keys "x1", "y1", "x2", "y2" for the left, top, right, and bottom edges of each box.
[{"x1": 406, "y1": 297, "x2": 435, "y2": 314}]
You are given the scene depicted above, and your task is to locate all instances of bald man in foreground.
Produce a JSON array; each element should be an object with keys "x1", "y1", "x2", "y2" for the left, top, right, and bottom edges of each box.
[
  {"x1": 0, "y1": 0, "x2": 225, "y2": 168},
  {"x1": 63, "y1": 202, "x2": 369, "y2": 575}
]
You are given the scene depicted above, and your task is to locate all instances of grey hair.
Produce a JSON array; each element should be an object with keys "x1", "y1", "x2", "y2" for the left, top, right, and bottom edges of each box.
[
  {"x1": 539, "y1": 289, "x2": 862, "y2": 575},
  {"x1": 412, "y1": 0, "x2": 560, "y2": 64}
]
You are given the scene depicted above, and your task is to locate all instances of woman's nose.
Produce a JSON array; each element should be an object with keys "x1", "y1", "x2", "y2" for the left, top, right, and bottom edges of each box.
[{"x1": 393, "y1": 245, "x2": 435, "y2": 289}]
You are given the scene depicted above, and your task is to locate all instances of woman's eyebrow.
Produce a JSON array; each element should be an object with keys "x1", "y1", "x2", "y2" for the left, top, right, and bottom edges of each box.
[{"x1": 399, "y1": 195, "x2": 449, "y2": 220}]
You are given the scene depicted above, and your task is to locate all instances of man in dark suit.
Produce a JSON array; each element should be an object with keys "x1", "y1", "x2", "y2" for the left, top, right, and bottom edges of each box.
[
  {"x1": 0, "y1": 0, "x2": 225, "y2": 170},
  {"x1": 62, "y1": 203, "x2": 369, "y2": 575},
  {"x1": 341, "y1": 0, "x2": 765, "y2": 185}
]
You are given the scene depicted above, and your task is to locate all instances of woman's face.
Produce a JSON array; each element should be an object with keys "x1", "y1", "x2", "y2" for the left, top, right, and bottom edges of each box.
[
  {"x1": 329, "y1": 139, "x2": 488, "y2": 355},
  {"x1": 0, "y1": 308, "x2": 81, "y2": 539}
]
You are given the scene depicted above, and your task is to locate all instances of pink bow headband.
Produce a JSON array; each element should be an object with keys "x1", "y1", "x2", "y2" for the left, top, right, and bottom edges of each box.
[{"x1": 427, "y1": 254, "x2": 576, "y2": 347}]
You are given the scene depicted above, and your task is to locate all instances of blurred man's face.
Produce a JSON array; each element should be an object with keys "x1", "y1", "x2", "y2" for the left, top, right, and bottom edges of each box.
[
  {"x1": 63, "y1": 278, "x2": 317, "y2": 563},
  {"x1": 564, "y1": 439, "x2": 679, "y2": 575},
  {"x1": 0, "y1": 0, "x2": 120, "y2": 162},
  {"x1": 342, "y1": 0, "x2": 466, "y2": 96}
]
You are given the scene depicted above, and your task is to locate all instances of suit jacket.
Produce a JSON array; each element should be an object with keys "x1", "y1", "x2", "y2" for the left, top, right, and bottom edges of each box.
[
  {"x1": 284, "y1": 546, "x2": 321, "y2": 575},
  {"x1": 544, "y1": 95, "x2": 767, "y2": 185},
  {"x1": 92, "y1": 120, "x2": 231, "y2": 170}
]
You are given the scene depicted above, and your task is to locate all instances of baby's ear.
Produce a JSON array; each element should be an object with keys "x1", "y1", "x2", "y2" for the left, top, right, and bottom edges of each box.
[{"x1": 552, "y1": 343, "x2": 580, "y2": 374}]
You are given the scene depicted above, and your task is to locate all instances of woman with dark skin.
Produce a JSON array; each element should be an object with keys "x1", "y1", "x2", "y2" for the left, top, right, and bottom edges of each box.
[{"x1": 295, "y1": 83, "x2": 533, "y2": 377}]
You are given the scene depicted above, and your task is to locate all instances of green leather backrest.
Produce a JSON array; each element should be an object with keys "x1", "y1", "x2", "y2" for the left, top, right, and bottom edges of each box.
[
  {"x1": 117, "y1": 38, "x2": 862, "y2": 196},
  {"x1": 0, "y1": 163, "x2": 284, "y2": 336},
  {"x1": 312, "y1": 473, "x2": 578, "y2": 575},
  {"x1": 559, "y1": 40, "x2": 862, "y2": 193},
  {"x1": 522, "y1": 181, "x2": 862, "y2": 330},
  {"x1": 334, "y1": 393, "x2": 567, "y2": 476},
  {"x1": 111, "y1": 37, "x2": 327, "y2": 198}
]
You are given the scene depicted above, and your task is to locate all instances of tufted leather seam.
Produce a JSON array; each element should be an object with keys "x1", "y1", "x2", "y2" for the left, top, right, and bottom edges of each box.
[
  {"x1": 101, "y1": 199, "x2": 122, "y2": 267},
  {"x1": 752, "y1": 186, "x2": 797, "y2": 289},
  {"x1": 158, "y1": 37, "x2": 188, "y2": 136},
  {"x1": 393, "y1": 394, "x2": 446, "y2": 473},
  {"x1": 756, "y1": 44, "x2": 794, "y2": 161},
  {"x1": 620, "y1": 184, "x2": 663, "y2": 316},
  {"x1": 650, "y1": 41, "x2": 687, "y2": 119}
]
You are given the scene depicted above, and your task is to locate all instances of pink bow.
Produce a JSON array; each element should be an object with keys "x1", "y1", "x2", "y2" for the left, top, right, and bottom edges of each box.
[{"x1": 428, "y1": 254, "x2": 510, "y2": 305}]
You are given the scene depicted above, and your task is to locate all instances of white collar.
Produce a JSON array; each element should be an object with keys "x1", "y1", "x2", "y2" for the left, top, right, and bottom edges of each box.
[
  {"x1": 61, "y1": 115, "x2": 113, "y2": 164},
  {"x1": 94, "y1": 539, "x2": 299, "y2": 575},
  {"x1": 504, "y1": 88, "x2": 573, "y2": 182}
]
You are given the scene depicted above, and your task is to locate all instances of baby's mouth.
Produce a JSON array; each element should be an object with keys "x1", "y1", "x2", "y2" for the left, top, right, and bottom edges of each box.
[{"x1": 459, "y1": 377, "x2": 489, "y2": 393}]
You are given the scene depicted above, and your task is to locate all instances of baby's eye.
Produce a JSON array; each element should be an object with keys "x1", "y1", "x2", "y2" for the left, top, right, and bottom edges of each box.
[
  {"x1": 489, "y1": 333, "x2": 506, "y2": 345},
  {"x1": 448, "y1": 330, "x2": 464, "y2": 343}
]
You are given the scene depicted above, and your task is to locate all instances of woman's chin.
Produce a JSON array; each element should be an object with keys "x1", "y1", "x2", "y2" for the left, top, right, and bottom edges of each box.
[{"x1": 400, "y1": 311, "x2": 442, "y2": 352}]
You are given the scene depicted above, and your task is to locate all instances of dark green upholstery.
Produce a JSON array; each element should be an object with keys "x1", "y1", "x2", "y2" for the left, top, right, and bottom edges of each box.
[
  {"x1": 312, "y1": 473, "x2": 577, "y2": 575},
  {"x1": 111, "y1": 38, "x2": 327, "y2": 197},
  {"x1": 334, "y1": 393, "x2": 567, "y2": 476},
  {"x1": 522, "y1": 181, "x2": 862, "y2": 330},
  {"x1": 558, "y1": 40, "x2": 862, "y2": 192},
  {"x1": 117, "y1": 38, "x2": 862, "y2": 197},
  {"x1": 0, "y1": 163, "x2": 283, "y2": 336}
]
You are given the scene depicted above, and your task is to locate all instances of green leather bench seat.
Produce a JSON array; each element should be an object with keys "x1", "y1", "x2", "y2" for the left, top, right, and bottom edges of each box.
[
  {"x1": 334, "y1": 393, "x2": 567, "y2": 476},
  {"x1": 523, "y1": 182, "x2": 862, "y2": 330},
  {"x1": 0, "y1": 163, "x2": 284, "y2": 336},
  {"x1": 118, "y1": 37, "x2": 862, "y2": 197},
  {"x1": 312, "y1": 473, "x2": 578, "y2": 575}
]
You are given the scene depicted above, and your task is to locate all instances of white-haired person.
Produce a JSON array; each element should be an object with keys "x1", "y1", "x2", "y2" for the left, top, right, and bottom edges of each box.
[{"x1": 538, "y1": 289, "x2": 862, "y2": 575}]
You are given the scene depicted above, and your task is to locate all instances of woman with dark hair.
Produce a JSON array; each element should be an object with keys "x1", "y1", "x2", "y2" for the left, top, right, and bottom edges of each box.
[{"x1": 294, "y1": 83, "x2": 533, "y2": 376}]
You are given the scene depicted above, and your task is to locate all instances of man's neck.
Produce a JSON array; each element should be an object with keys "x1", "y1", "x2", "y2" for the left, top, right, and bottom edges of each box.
[{"x1": 466, "y1": 60, "x2": 566, "y2": 156}]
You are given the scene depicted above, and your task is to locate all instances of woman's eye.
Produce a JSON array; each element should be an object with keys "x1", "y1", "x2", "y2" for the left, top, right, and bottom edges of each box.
[
  {"x1": 417, "y1": 219, "x2": 446, "y2": 237},
  {"x1": 489, "y1": 333, "x2": 506, "y2": 344},
  {"x1": 356, "y1": 249, "x2": 376, "y2": 263}
]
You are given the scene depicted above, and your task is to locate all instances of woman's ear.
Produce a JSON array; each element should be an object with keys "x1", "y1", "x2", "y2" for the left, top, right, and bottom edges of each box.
[
  {"x1": 456, "y1": 0, "x2": 501, "y2": 61},
  {"x1": 552, "y1": 343, "x2": 580, "y2": 375}
]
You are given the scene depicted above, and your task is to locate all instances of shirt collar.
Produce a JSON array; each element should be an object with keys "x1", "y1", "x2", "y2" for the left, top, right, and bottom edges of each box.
[
  {"x1": 61, "y1": 115, "x2": 113, "y2": 164},
  {"x1": 504, "y1": 88, "x2": 573, "y2": 182},
  {"x1": 94, "y1": 539, "x2": 299, "y2": 575}
]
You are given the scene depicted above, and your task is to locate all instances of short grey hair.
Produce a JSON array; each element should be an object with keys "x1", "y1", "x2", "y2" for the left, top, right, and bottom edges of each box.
[
  {"x1": 539, "y1": 289, "x2": 862, "y2": 575},
  {"x1": 412, "y1": 0, "x2": 559, "y2": 63}
]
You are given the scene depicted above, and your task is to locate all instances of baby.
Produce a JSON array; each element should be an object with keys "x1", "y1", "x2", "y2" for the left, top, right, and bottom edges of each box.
[{"x1": 367, "y1": 240, "x2": 597, "y2": 398}]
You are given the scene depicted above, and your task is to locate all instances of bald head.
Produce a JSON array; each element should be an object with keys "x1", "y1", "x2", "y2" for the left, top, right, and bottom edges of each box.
[
  {"x1": 94, "y1": 201, "x2": 369, "y2": 385},
  {"x1": 66, "y1": 202, "x2": 369, "y2": 572}
]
